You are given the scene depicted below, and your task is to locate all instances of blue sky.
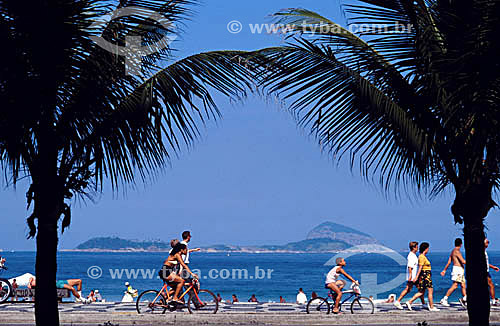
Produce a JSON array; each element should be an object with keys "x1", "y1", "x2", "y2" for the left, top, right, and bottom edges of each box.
[{"x1": 1, "y1": 0, "x2": 499, "y2": 251}]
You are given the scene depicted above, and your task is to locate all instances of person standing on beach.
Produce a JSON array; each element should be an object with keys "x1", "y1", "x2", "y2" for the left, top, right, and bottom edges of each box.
[
  {"x1": 394, "y1": 241, "x2": 425, "y2": 309},
  {"x1": 440, "y1": 238, "x2": 467, "y2": 307},
  {"x1": 406, "y1": 242, "x2": 440, "y2": 311},
  {"x1": 485, "y1": 239, "x2": 499, "y2": 305},
  {"x1": 11, "y1": 279, "x2": 18, "y2": 301}
]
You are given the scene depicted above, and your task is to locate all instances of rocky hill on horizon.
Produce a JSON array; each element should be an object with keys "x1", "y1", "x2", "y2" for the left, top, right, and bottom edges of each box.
[
  {"x1": 306, "y1": 222, "x2": 380, "y2": 246},
  {"x1": 73, "y1": 221, "x2": 380, "y2": 253}
]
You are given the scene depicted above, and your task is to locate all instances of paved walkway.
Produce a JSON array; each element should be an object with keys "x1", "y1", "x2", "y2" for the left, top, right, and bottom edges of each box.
[
  {"x1": 1, "y1": 301, "x2": 499, "y2": 325},
  {"x1": 0, "y1": 300, "x2": 497, "y2": 313}
]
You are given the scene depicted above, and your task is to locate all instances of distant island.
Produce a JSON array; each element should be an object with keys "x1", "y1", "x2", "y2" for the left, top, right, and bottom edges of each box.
[{"x1": 70, "y1": 221, "x2": 381, "y2": 253}]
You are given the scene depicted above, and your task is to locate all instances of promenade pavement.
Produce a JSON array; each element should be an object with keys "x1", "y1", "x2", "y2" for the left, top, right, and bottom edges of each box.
[{"x1": 1, "y1": 301, "x2": 500, "y2": 325}]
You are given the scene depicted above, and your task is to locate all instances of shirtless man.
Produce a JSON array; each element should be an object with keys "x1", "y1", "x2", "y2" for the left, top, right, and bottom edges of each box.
[
  {"x1": 325, "y1": 257, "x2": 359, "y2": 314},
  {"x1": 440, "y1": 238, "x2": 466, "y2": 307}
]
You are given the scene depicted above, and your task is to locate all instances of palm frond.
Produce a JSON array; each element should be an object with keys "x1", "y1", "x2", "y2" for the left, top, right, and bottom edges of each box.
[
  {"x1": 58, "y1": 50, "x2": 252, "y2": 189},
  {"x1": 251, "y1": 41, "x2": 435, "y2": 190},
  {"x1": 269, "y1": 8, "x2": 442, "y2": 136}
]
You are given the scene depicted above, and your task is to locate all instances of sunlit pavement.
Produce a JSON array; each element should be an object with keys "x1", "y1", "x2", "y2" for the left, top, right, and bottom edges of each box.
[
  {"x1": 1, "y1": 302, "x2": 500, "y2": 325},
  {"x1": 0, "y1": 301, "x2": 498, "y2": 313}
]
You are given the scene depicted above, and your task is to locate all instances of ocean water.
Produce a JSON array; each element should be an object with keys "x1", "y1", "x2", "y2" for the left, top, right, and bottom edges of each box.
[{"x1": 1, "y1": 251, "x2": 498, "y2": 303}]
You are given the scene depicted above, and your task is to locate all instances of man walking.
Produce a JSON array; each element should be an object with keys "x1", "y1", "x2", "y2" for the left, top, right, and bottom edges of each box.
[
  {"x1": 394, "y1": 241, "x2": 425, "y2": 309},
  {"x1": 440, "y1": 238, "x2": 467, "y2": 307},
  {"x1": 485, "y1": 239, "x2": 499, "y2": 305}
]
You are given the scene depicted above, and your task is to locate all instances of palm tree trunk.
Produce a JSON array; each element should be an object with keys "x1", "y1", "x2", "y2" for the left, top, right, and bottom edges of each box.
[
  {"x1": 454, "y1": 183, "x2": 493, "y2": 326},
  {"x1": 35, "y1": 216, "x2": 59, "y2": 326},
  {"x1": 463, "y1": 217, "x2": 490, "y2": 326},
  {"x1": 33, "y1": 133, "x2": 61, "y2": 326}
]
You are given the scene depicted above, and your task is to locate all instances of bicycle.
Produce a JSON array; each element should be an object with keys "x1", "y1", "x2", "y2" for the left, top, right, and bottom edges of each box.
[
  {"x1": 0, "y1": 265, "x2": 13, "y2": 303},
  {"x1": 136, "y1": 278, "x2": 218, "y2": 314},
  {"x1": 306, "y1": 283, "x2": 374, "y2": 314}
]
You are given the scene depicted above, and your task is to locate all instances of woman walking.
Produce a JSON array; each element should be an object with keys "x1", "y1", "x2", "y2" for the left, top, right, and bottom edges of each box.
[{"x1": 406, "y1": 242, "x2": 440, "y2": 311}]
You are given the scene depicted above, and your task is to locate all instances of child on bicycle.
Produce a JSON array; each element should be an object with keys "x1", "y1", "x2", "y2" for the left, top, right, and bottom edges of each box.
[{"x1": 325, "y1": 257, "x2": 359, "y2": 314}]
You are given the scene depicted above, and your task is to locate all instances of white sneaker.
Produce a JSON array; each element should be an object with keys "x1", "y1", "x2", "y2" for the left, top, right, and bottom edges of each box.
[
  {"x1": 394, "y1": 301, "x2": 403, "y2": 310},
  {"x1": 428, "y1": 304, "x2": 440, "y2": 312},
  {"x1": 75, "y1": 296, "x2": 84, "y2": 303},
  {"x1": 459, "y1": 298, "x2": 467, "y2": 308},
  {"x1": 440, "y1": 298, "x2": 450, "y2": 307},
  {"x1": 406, "y1": 302, "x2": 412, "y2": 311}
]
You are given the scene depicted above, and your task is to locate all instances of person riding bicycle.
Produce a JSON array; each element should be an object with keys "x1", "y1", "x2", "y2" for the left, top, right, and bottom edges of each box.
[
  {"x1": 325, "y1": 257, "x2": 359, "y2": 314},
  {"x1": 159, "y1": 243, "x2": 198, "y2": 304}
]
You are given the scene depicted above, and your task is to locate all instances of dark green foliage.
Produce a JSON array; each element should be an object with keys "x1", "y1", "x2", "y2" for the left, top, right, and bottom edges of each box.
[{"x1": 76, "y1": 237, "x2": 171, "y2": 250}]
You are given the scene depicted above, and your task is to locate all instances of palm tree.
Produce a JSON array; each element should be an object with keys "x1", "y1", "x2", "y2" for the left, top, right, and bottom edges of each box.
[
  {"x1": 0, "y1": 1, "x2": 250, "y2": 325},
  {"x1": 249, "y1": 1, "x2": 500, "y2": 324}
]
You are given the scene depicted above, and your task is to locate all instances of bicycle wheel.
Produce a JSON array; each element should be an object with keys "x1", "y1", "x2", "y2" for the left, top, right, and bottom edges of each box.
[
  {"x1": 0, "y1": 279, "x2": 12, "y2": 303},
  {"x1": 306, "y1": 297, "x2": 330, "y2": 314},
  {"x1": 136, "y1": 290, "x2": 167, "y2": 314},
  {"x1": 350, "y1": 296, "x2": 374, "y2": 314},
  {"x1": 187, "y1": 289, "x2": 218, "y2": 314}
]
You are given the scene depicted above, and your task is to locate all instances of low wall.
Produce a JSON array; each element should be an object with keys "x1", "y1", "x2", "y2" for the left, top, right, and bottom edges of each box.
[{"x1": 12, "y1": 288, "x2": 71, "y2": 298}]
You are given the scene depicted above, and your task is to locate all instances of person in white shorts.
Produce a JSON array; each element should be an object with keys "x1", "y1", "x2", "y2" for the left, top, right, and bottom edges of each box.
[
  {"x1": 485, "y1": 239, "x2": 500, "y2": 305},
  {"x1": 394, "y1": 241, "x2": 425, "y2": 310},
  {"x1": 440, "y1": 238, "x2": 467, "y2": 307}
]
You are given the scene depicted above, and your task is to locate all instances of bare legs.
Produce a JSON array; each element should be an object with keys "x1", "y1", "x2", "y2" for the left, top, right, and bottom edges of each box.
[
  {"x1": 408, "y1": 288, "x2": 435, "y2": 308},
  {"x1": 326, "y1": 281, "x2": 344, "y2": 313},
  {"x1": 67, "y1": 279, "x2": 82, "y2": 291},
  {"x1": 444, "y1": 281, "x2": 466, "y2": 298},
  {"x1": 62, "y1": 279, "x2": 83, "y2": 299},
  {"x1": 396, "y1": 283, "x2": 426, "y2": 304},
  {"x1": 488, "y1": 277, "x2": 496, "y2": 301},
  {"x1": 167, "y1": 274, "x2": 185, "y2": 302}
]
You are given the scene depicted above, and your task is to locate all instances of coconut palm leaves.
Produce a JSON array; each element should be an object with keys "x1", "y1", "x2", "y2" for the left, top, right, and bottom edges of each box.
[
  {"x1": 251, "y1": 1, "x2": 500, "y2": 196},
  {"x1": 0, "y1": 0, "x2": 252, "y2": 212}
]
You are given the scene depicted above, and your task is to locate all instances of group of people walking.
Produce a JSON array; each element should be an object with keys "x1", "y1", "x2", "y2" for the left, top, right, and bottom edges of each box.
[{"x1": 393, "y1": 238, "x2": 498, "y2": 311}]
